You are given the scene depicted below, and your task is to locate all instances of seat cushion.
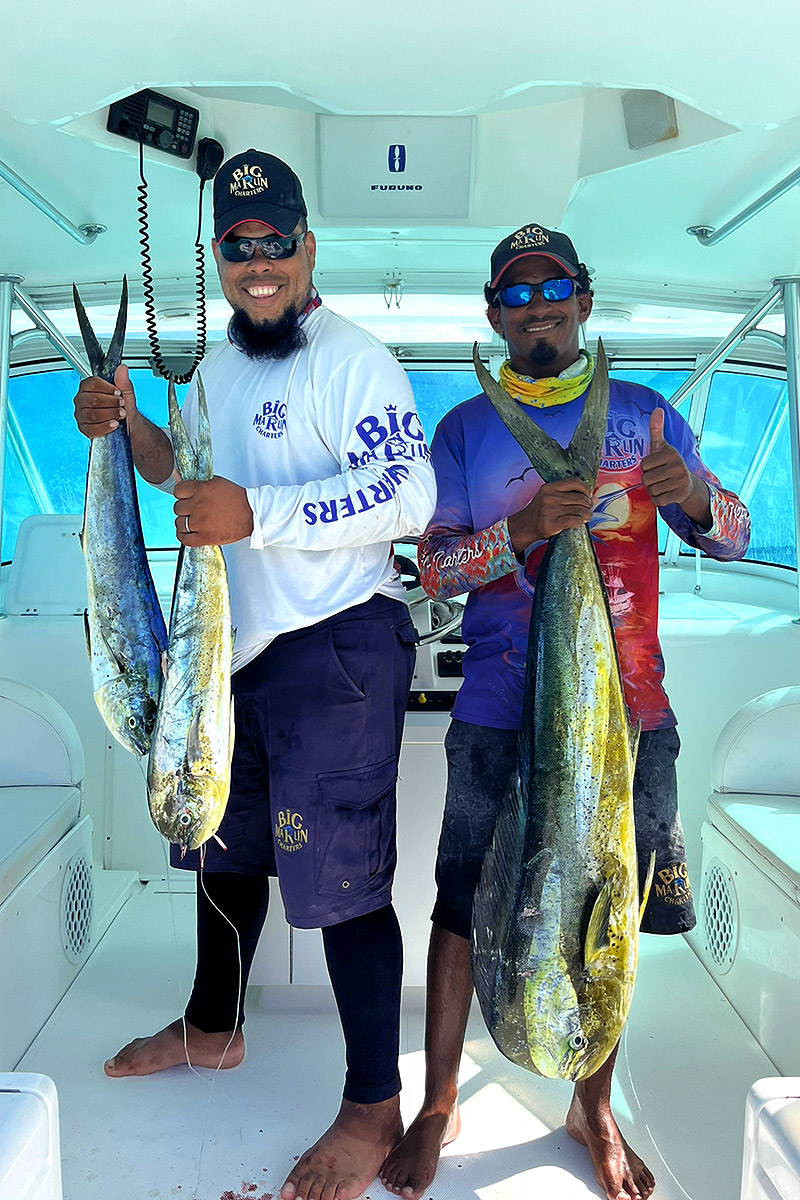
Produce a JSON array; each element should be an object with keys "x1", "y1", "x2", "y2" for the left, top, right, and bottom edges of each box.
[
  {"x1": 707, "y1": 792, "x2": 800, "y2": 903},
  {"x1": 711, "y1": 687, "x2": 800, "y2": 796},
  {"x1": 0, "y1": 679, "x2": 84, "y2": 787},
  {"x1": 0, "y1": 786, "x2": 82, "y2": 907}
]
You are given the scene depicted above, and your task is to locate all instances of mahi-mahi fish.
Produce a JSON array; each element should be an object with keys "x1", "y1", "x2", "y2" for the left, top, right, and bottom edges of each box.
[
  {"x1": 470, "y1": 341, "x2": 654, "y2": 1083},
  {"x1": 146, "y1": 375, "x2": 234, "y2": 853},
  {"x1": 74, "y1": 279, "x2": 168, "y2": 757}
]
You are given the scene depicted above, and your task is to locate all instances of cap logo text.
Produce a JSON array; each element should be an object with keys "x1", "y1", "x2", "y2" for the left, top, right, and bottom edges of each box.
[
  {"x1": 510, "y1": 224, "x2": 550, "y2": 250},
  {"x1": 229, "y1": 163, "x2": 267, "y2": 196}
]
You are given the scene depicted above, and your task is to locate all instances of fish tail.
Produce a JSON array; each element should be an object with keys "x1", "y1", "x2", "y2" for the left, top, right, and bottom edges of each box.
[
  {"x1": 194, "y1": 372, "x2": 214, "y2": 481},
  {"x1": 639, "y1": 851, "x2": 657, "y2": 925},
  {"x1": 168, "y1": 380, "x2": 199, "y2": 480},
  {"x1": 566, "y1": 340, "x2": 610, "y2": 487},
  {"x1": 472, "y1": 344, "x2": 573, "y2": 482}
]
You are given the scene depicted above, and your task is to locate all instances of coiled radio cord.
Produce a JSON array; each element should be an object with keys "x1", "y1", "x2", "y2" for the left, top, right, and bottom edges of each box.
[{"x1": 137, "y1": 137, "x2": 207, "y2": 384}]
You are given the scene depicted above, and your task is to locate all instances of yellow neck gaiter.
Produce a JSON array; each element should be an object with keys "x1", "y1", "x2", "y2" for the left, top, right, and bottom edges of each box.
[{"x1": 499, "y1": 354, "x2": 594, "y2": 408}]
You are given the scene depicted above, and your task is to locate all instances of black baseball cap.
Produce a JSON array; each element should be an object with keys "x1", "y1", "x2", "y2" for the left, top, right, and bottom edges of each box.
[
  {"x1": 488, "y1": 224, "x2": 580, "y2": 290},
  {"x1": 213, "y1": 150, "x2": 307, "y2": 242}
]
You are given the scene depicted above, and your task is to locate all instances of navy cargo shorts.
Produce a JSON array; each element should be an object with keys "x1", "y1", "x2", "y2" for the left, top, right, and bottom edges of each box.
[
  {"x1": 173, "y1": 594, "x2": 417, "y2": 928},
  {"x1": 433, "y1": 719, "x2": 695, "y2": 939}
]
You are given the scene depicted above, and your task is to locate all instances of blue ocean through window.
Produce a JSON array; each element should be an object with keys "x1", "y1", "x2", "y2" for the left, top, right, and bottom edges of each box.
[{"x1": 2, "y1": 362, "x2": 795, "y2": 570}]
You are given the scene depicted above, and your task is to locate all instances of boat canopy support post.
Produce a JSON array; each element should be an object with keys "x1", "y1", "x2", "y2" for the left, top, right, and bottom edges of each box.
[
  {"x1": 0, "y1": 276, "x2": 23, "y2": 616},
  {"x1": 776, "y1": 277, "x2": 800, "y2": 622},
  {"x1": 668, "y1": 285, "x2": 782, "y2": 412},
  {"x1": 661, "y1": 283, "x2": 783, "y2": 573}
]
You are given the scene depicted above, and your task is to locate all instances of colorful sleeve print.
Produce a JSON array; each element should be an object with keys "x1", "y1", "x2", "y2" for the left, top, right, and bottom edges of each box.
[
  {"x1": 419, "y1": 518, "x2": 518, "y2": 599},
  {"x1": 659, "y1": 403, "x2": 751, "y2": 561},
  {"x1": 417, "y1": 407, "x2": 519, "y2": 599}
]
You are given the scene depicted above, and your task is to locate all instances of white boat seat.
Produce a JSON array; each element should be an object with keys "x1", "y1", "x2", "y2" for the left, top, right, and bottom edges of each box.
[
  {"x1": 708, "y1": 687, "x2": 800, "y2": 905},
  {"x1": 707, "y1": 793, "x2": 800, "y2": 905},
  {"x1": 0, "y1": 678, "x2": 84, "y2": 788},
  {"x1": 0, "y1": 787, "x2": 82, "y2": 909},
  {"x1": 0, "y1": 679, "x2": 85, "y2": 908}
]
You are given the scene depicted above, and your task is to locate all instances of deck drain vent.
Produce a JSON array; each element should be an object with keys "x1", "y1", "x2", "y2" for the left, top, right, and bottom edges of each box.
[
  {"x1": 61, "y1": 853, "x2": 93, "y2": 964},
  {"x1": 702, "y1": 858, "x2": 738, "y2": 974}
]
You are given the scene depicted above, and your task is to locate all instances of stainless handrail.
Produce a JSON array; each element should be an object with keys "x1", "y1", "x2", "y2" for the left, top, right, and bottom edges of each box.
[
  {"x1": 687, "y1": 161, "x2": 800, "y2": 247},
  {"x1": 779, "y1": 277, "x2": 800, "y2": 621},
  {"x1": 668, "y1": 284, "x2": 782, "y2": 409},
  {"x1": 0, "y1": 156, "x2": 106, "y2": 245}
]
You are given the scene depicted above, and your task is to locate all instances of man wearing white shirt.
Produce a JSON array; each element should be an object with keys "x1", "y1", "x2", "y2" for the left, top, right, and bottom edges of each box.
[{"x1": 73, "y1": 149, "x2": 437, "y2": 1200}]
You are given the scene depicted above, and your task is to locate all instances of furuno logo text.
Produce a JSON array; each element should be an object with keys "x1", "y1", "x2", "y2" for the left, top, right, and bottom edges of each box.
[{"x1": 371, "y1": 184, "x2": 423, "y2": 191}]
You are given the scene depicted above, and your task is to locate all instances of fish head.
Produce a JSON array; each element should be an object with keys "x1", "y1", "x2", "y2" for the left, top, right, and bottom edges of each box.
[
  {"x1": 527, "y1": 1005, "x2": 595, "y2": 1080},
  {"x1": 524, "y1": 970, "x2": 600, "y2": 1081},
  {"x1": 152, "y1": 772, "x2": 225, "y2": 853},
  {"x1": 95, "y1": 677, "x2": 157, "y2": 757}
]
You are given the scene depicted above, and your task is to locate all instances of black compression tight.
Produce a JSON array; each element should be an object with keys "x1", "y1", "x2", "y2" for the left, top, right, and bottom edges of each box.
[{"x1": 184, "y1": 872, "x2": 403, "y2": 1104}]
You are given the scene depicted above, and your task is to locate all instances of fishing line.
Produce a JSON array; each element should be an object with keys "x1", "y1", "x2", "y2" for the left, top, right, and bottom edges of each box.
[
  {"x1": 136, "y1": 755, "x2": 244, "y2": 1199},
  {"x1": 186, "y1": 847, "x2": 245, "y2": 1200}
]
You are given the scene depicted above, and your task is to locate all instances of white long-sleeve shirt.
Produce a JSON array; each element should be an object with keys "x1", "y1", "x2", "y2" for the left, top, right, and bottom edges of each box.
[{"x1": 170, "y1": 304, "x2": 436, "y2": 671}]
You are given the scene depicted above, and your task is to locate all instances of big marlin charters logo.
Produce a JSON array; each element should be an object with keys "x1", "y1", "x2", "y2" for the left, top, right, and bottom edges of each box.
[
  {"x1": 510, "y1": 225, "x2": 550, "y2": 250},
  {"x1": 229, "y1": 162, "x2": 268, "y2": 197},
  {"x1": 253, "y1": 399, "x2": 287, "y2": 440},
  {"x1": 275, "y1": 809, "x2": 308, "y2": 853}
]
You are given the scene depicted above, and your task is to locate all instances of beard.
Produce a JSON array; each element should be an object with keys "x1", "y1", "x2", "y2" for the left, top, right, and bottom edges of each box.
[
  {"x1": 522, "y1": 339, "x2": 559, "y2": 370},
  {"x1": 228, "y1": 303, "x2": 308, "y2": 361}
]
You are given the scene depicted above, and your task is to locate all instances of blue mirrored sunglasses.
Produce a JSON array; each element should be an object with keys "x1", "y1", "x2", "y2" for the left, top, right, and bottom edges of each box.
[
  {"x1": 218, "y1": 231, "x2": 306, "y2": 262},
  {"x1": 493, "y1": 277, "x2": 576, "y2": 307}
]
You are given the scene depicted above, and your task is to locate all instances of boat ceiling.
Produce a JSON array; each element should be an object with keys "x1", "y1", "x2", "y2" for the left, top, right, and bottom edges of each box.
[{"x1": 3, "y1": 0, "x2": 800, "y2": 320}]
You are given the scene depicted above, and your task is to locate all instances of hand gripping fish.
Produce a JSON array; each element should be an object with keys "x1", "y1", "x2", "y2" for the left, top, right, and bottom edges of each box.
[
  {"x1": 146, "y1": 376, "x2": 234, "y2": 854},
  {"x1": 470, "y1": 342, "x2": 654, "y2": 1083},
  {"x1": 74, "y1": 280, "x2": 168, "y2": 757}
]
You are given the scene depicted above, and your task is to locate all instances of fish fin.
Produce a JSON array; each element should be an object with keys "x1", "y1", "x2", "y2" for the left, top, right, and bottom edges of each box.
[
  {"x1": 640, "y1": 852, "x2": 656, "y2": 925},
  {"x1": 186, "y1": 709, "x2": 203, "y2": 764},
  {"x1": 565, "y1": 340, "x2": 610, "y2": 487},
  {"x1": 72, "y1": 284, "x2": 106, "y2": 377},
  {"x1": 168, "y1": 380, "x2": 199, "y2": 480},
  {"x1": 584, "y1": 878, "x2": 613, "y2": 963},
  {"x1": 472, "y1": 343, "x2": 573, "y2": 482},
  {"x1": 194, "y1": 372, "x2": 214, "y2": 480},
  {"x1": 82, "y1": 610, "x2": 92, "y2": 661},
  {"x1": 102, "y1": 276, "x2": 128, "y2": 379},
  {"x1": 628, "y1": 717, "x2": 641, "y2": 768}
]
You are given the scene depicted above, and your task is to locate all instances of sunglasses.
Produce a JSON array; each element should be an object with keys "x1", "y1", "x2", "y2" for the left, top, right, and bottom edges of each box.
[
  {"x1": 491, "y1": 277, "x2": 577, "y2": 307},
  {"x1": 218, "y1": 231, "x2": 306, "y2": 263}
]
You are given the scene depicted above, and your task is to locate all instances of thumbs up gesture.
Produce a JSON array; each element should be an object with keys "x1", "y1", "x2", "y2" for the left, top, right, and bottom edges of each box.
[{"x1": 641, "y1": 406, "x2": 698, "y2": 508}]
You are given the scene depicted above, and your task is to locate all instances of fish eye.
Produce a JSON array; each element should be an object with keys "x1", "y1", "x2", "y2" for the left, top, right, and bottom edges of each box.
[
  {"x1": 568, "y1": 1032, "x2": 588, "y2": 1052},
  {"x1": 178, "y1": 812, "x2": 192, "y2": 826},
  {"x1": 127, "y1": 716, "x2": 138, "y2": 728}
]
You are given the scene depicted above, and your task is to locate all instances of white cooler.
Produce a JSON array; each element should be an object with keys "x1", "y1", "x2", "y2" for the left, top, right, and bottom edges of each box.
[{"x1": 0, "y1": 1074, "x2": 62, "y2": 1200}]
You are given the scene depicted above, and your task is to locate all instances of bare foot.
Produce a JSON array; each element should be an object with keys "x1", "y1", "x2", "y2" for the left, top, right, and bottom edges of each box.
[
  {"x1": 281, "y1": 1096, "x2": 403, "y2": 1200},
  {"x1": 566, "y1": 1092, "x2": 655, "y2": 1200},
  {"x1": 379, "y1": 1102, "x2": 460, "y2": 1198},
  {"x1": 103, "y1": 1019, "x2": 244, "y2": 1077}
]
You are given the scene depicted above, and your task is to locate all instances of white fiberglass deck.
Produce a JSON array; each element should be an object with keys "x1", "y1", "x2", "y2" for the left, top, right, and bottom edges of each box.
[{"x1": 18, "y1": 882, "x2": 773, "y2": 1200}]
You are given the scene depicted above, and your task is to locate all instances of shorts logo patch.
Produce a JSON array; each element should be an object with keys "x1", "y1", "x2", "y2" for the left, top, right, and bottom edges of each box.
[
  {"x1": 275, "y1": 809, "x2": 308, "y2": 853},
  {"x1": 654, "y1": 862, "x2": 692, "y2": 906}
]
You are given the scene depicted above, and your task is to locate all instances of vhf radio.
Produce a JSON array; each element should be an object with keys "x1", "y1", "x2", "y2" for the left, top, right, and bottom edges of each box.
[{"x1": 107, "y1": 88, "x2": 199, "y2": 160}]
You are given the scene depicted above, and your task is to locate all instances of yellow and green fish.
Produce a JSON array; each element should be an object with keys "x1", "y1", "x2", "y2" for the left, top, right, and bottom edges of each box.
[
  {"x1": 146, "y1": 375, "x2": 234, "y2": 854},
  {"x1": 470, "y1": 343, "x2": 654, "y2": 1082}
]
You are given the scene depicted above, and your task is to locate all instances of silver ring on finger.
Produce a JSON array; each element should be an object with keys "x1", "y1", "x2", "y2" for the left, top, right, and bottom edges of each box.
[{"x1": 183, "y1": 515, "x2": 193, "y2": 535}]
